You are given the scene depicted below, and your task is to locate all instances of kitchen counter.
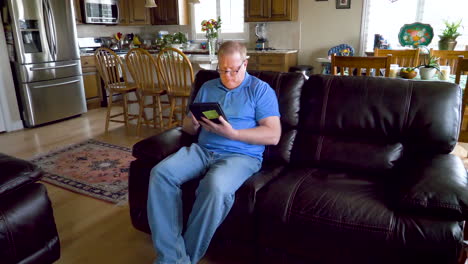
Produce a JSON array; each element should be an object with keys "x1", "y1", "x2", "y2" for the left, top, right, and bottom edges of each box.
[
  {"x1": 247, "y1": 49, "x2": 298, "y2": 54},
  {"x1": 81, "y1": 48, "x2": 299, "y2": 56}
]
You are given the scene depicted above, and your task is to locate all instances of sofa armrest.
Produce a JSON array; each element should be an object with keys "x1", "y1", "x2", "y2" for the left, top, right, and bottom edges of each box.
[
  {"x1": 235, "y1": 164, "x2": 286, "y2": 213},
  {"x1": 0, "y1": 154, "x2": 42, "y2": 198},
  {"x1": 397, "y1": 154, "x2": 468, "y2": 221},
  {"x1": 132, "y1": 127, "x2": 197, "y2": 163}
]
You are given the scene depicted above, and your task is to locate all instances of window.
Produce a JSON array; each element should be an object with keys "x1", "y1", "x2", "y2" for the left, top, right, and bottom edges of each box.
[
  {"x1": 191, "y1": 0, "x2": 248, "y2": 41},
  {"x1": 360, "y1": 0, "x2": 468, "y2": 53}
]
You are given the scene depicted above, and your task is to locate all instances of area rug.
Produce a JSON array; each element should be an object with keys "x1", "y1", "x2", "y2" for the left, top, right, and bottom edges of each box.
[{"x1": 30, "y1": 139, "x2": 134, "y2": 204}]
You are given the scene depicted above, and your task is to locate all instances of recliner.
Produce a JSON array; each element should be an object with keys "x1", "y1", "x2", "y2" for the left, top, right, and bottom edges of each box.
[{"x1": 0, "y1": 153, "x2": 61, "y2": 264}]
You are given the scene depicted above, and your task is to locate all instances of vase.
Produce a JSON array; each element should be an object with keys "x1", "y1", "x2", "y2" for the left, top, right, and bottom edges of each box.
[
  {"x1": 419, "y1": 67, "x2": 437, "y2": 80},
  {"x1": 438, "y1": 38, "x2": 457, "y2": 50},
  {"x1": 207, "y1": 37, "x2": 217, "y2": 60}
]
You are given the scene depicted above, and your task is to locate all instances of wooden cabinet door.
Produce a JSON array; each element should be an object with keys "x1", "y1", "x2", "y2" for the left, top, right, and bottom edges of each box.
[
  {"x1": 151, "y1": 0, "x2": 187, "y2": 25},
  {"x1": 119, "y1": 0, "x2": 129, "y2": 24},
  {"x1": 128, "y1": 0, "x2": 150, "y2": 25},
  {"x1": 271, "y1": 0, "x2": 290, "y2": 20},
  {"x1": 83, "y1": 72, "x2": 100, "y2": 99},
  {"x1": 151, "y1": 0, "x2": 175, "y2": 25},
  {"x1": 73, "y1": 0, "x2": 82, "y2": 24},
  {"x1": 245, "y1": 0, "x2": 268, "y2": 22},
  {"x1": 245, "y1": 0, "x2": 297, "y2": 22}
]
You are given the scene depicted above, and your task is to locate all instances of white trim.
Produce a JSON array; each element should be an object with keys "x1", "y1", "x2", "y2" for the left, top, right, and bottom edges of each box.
[
  {"x1": 0, "y1": 12, "x2": 23, "y2": 132},
  {"x1": 358, "y1": 0, "x2": 370, "y2": 56}
]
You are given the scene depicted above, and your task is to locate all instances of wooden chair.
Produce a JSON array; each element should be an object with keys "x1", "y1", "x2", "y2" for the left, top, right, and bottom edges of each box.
[
  {"x1": 374, "y1": 48, "x2": 420, "y2": 68},
  {"x1": 430, "y1": 49, "x2": 468, "y2": 74},
  {"x1": 94, "y1": 47, "x2": 141, "y2": 133},
  {"x1": 455, "y1": 56, "x2": 468, "y2": 140},
  {"x1": 126, "y1": 48, "x2": 170, "y2": 136},
  {"x1": 331, "y1": 54, "x2": 392, "y2": 77},
  {"x1": 156, "y1": 47, "x2": 194, "y2": 127}
]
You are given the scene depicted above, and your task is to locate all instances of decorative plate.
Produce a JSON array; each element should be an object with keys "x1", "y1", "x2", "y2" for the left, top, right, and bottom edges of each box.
[{"x1": 398, "y1": 22, "x2": 434, "y2": 47}]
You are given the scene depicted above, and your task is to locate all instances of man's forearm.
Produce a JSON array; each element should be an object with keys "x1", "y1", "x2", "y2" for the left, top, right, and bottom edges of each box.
[{"x1": 232, "y1": 125, "x2": 281, "y2": 145}]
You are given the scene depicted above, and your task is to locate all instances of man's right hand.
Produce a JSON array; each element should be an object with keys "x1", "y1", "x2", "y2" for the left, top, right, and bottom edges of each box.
[{"x1": 182, "y1": 112, "x2": 200, "y2": 135}]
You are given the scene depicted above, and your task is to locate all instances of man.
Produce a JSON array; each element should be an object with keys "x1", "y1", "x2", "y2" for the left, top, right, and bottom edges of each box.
[{"x1": 147, "y1": 41, "x2": 281, "y2": 264}]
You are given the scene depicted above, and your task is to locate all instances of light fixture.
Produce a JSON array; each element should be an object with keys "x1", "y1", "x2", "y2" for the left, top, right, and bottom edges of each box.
[{"x1": 145, "y1": 0, "x2": 157, "y2": 8}]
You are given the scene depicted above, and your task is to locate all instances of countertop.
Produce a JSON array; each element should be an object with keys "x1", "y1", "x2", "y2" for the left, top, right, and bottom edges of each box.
[{"x1": 80, "y1": 48, "x2": 298, "y2": 57}]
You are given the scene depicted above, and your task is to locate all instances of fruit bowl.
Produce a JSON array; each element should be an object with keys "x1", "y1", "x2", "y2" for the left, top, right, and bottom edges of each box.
[{"x1": 399, "y1": 69, "x2": 418, "y2": 79}]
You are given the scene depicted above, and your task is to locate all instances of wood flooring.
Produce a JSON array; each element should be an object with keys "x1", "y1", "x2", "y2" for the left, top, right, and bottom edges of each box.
[{"x1": 0, "y1": 108, "x2": 230, "y2": 264}]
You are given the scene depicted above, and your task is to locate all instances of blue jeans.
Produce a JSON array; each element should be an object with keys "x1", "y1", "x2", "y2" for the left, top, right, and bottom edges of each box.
[{"x1": 147, "y1": 143, "x2": 262, "y2": 264}]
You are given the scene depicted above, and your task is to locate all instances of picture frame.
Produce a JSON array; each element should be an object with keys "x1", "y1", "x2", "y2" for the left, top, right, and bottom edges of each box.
[{"x1": 336, "y1": 0, "x2": 351, "y2": 9}]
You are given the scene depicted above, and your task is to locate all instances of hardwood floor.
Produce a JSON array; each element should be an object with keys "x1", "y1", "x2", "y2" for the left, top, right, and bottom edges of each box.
[{"x1": 1, "y1": 108, "x2": 161, "y2": 264}]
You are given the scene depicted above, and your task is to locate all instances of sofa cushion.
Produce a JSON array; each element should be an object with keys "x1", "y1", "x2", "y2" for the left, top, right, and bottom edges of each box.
[
  {"x1": 256, "y1": 167, "x2": 464, "y2": 264},
  {"x1": 299, "y1": 75, "x2": 460, "y2": 156},
  {"x1": 291, "y1": 134, "x2": 403, "y2": 171},
  {"x1": 0, "y1": 154, "x2": 42, "y2": 197}
]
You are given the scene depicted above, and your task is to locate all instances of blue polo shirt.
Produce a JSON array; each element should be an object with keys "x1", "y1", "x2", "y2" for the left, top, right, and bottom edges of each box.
[{"x1": 193, "y1": 72, "x2": 280, "y2": 160}]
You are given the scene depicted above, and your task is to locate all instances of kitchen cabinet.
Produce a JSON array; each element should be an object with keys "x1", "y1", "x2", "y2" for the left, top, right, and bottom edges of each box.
[
  {"x1": 247, "y1": 52, "x2": 298, "y2": 72},
  {"x1": 119, "y1": 0, "x2": 151, "y2": 25},
  {"x1": 245, "y1": 0, "x2": 298, "y2": 22},
  {"x1": 151, "y1": 0, "x2": 188, "y2": 25},
  {"x1": 73, "y1": 0, "x2": 82, "y2": 24},
  {"x1": 80, "y1": 56, "x2": 103, "y2": 109}
]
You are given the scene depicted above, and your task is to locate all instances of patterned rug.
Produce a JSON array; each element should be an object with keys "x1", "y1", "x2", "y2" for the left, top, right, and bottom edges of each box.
[{"x1": 31, "y1": 139, "x2": 134, "y2": 204}]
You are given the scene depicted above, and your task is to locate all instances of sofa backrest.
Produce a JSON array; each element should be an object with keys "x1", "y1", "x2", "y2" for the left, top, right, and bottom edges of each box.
[
  {"x1": 191, "y1": 70, "x2": 305, "y2": 164},
  {"x1": 291, "y1": 74, "x2": 461, "y2": 171}
]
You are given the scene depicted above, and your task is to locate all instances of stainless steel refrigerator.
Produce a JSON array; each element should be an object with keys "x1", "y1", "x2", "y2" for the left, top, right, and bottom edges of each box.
[{"x1": 5, "y1": 0, "x2": 86, "y2": 127}]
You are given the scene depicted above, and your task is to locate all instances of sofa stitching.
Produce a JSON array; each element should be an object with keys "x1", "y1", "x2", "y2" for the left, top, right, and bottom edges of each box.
[
  {"x1": 291, "y1": 212, "x2": 391, "y2": 233},
  {"x1": 285, "y1": 170, "x2": 317, "y2": 223},
  {"x1": 320, "y1": 78, "x2": 332, "y2": 131},
  {"x1": 0, "y1": 210, "x2": 16, "y2": 259},
  {"x1": 401, "y1": 198, "x2": 464, "y2": 210},
  {"x1": 0, "y1": 177, "x2": 35, "y2": 198},
  {"x1": 315, "y1": 136, "x2": 324, "y2": 162},
  {"x1": 403, "y1": 81, "x2": 413, "y2": 130}
]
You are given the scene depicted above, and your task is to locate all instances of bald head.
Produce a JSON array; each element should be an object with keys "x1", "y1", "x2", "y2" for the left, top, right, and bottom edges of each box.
[{"x1": 218, "y1": 41, "x2": 247, "y2": 61}]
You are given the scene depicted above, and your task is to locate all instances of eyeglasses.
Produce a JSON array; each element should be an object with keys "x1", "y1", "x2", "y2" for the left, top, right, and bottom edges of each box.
[{"x1": 216, "y1": 60, "x2": 245, "y2": 76}]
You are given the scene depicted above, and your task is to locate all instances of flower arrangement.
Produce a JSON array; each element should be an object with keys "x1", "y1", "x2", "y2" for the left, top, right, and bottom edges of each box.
[{"x1": 201, "y1": 17, "x2": 222, "y2": 39}]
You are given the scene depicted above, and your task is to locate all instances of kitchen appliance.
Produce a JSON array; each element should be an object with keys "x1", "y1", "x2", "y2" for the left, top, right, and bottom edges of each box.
[
  {"x1": 83, "y1": 0, "x2": 119, "y2": 24},
  {"x1": 4, "y1": 0, "x2": 86, "y2": 127},
  {"x1": 255, "y1": 23, "x2": 268, "y2": 50}
]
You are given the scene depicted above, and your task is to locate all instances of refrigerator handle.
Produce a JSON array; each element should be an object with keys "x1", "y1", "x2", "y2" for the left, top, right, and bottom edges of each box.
[
  {"x1": 33, "y1": 79, "x2": 80, "y2": 89},
  {"x1": 42, "y1": 0, "x2": 57, "y2": 59},
  {"x1": 48, "y1": 0, "x2": 58, "y2": 58},
  {"x1": 30, "y1": 63, "x2": 79, "y2": 71}
]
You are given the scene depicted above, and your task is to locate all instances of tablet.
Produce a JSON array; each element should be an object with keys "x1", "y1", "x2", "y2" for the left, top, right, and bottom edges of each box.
[{"x1": 189, "y1": 102, "x2": 228, "y2": 124}]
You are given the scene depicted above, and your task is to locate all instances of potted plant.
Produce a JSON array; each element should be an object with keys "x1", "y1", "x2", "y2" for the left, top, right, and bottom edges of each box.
[
  {"x1": 418, "y1": 49, "x2": 440, "y2": 80},
  {"x1": 438, "y1": 20, "x2": 463, "y2": 50},
  {"x1": 171, "y1": 32, "x2": 188, "y2": 50}
]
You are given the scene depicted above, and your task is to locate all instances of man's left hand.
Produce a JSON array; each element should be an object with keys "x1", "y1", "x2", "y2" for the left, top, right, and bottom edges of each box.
[{"x1": 199, "y1": 116, "x2": 239, "y2": 140}]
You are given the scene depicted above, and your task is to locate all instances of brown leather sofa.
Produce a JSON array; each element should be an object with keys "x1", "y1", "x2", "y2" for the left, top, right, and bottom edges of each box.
[
  {"x1": 0, "y1": 154, "x2": 60, "y2": 264},
  {"x1": 129, "y1": 70, "x2": 468, "y2": 264}
]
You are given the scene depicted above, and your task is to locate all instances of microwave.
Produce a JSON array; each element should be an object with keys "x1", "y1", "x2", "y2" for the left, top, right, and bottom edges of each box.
[{"x1": 83, "y1": 0, "x2": 119, "y2": 24}]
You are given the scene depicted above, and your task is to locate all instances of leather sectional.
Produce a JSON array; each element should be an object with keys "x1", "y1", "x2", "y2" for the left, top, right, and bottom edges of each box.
[{"x1": 129, "y1": 70, "x2": 468, "y2": 264}]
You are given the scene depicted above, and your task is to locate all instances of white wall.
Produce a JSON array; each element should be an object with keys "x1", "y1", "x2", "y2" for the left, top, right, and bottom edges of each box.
[
  {"x1": 298, "y1": 0, "x2": 364, "y2": 72},
  {"x1": 0, "y1": 13, "x2": 23, "y2": 132}
]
